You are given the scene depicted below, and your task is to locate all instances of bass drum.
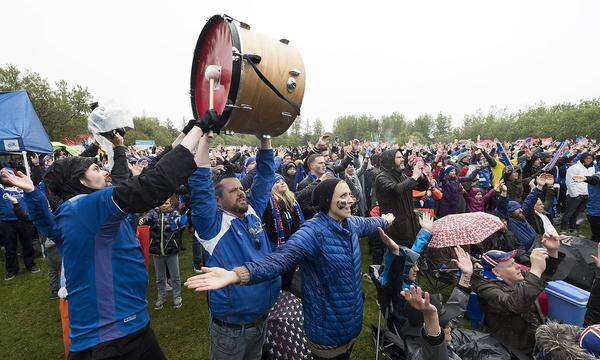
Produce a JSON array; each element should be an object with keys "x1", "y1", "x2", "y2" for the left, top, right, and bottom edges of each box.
[{"x1": 191, "y1": 14, "x2": 305, "y2": 136}]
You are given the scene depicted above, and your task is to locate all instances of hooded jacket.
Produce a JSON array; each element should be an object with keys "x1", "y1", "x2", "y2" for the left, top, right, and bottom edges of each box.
[
  {"x1": 463, "y1": 187, "x2": 495, "y2": 213},
  {"x1": 23, "y1": 145, "x2": 197, "y2": 351},
  {"x1": 502, "y1": 167, "x2": 525, "y2": 201},
  {"x1": 374, "y1": 150, "x2": 426, "y2": 246}
]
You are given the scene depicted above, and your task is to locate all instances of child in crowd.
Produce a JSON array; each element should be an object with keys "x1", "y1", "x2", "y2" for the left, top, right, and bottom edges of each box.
[{"x1": 139, "y1": 197, "x2": 183, "y2": 310}]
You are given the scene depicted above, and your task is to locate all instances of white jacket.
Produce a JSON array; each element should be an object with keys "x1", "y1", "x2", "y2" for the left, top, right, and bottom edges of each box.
[{"x1": 566, "y1": 161, "x2": 595, "y2": 197}]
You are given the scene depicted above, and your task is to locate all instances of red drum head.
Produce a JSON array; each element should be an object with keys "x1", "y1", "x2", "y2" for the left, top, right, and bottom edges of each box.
[{"x1": 190, "y1": 15, "x2": 239, "y2": 125}]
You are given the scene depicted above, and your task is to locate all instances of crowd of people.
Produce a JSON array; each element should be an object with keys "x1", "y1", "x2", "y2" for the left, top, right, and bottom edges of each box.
[{"x1": 1, "y1": 113, "x2": 600, "y2": 359}]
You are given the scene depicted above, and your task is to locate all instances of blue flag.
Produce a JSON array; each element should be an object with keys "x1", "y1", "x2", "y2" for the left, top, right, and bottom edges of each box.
[
  {"x1": 496, "y1": 142, "x2": 514, "y2": 169},
  {"x1": 542, "y1": 141, "x2": 568, "y2": 172}
]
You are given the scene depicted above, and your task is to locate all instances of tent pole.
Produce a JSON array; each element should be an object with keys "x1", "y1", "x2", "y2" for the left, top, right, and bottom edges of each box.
[{"x1": 22, "y1": 151, "x2": 31, "y2": 178}]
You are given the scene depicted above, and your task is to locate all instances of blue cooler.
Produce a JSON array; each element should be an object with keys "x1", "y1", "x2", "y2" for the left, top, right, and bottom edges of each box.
[
  {"x1": 466, "y1": 292, "x2": 484, "y2": 329},
  {"x1": 545, "y1": 280, "x2": 590, "y2": 326}
]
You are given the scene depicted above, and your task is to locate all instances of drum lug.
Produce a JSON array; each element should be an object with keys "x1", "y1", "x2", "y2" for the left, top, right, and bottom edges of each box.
[
  {"x1": 281, "y1": 112, "x2": 294, "y2": 119},
  {"x1": 289, "y1": 69, "x2": 302, "y2": 77},
  {"x1": 286, "y1": 77, "x2": 297, "y2": 93}
]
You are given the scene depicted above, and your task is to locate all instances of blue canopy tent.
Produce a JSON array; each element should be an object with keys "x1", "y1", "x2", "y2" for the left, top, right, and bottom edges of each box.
[
  {"x1": 0, "y1": 90, "x2": 52, "y2": 154},
  {"x1": 0, "y1": 90, "x2": 52, "y2": 178}
]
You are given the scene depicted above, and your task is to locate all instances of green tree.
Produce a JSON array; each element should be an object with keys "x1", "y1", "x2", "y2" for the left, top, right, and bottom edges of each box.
[
  {"x1": 432, "y1": 113, "x2": 453, "y2": 143},
  {"x1": 0, "y1": 64, "x2": 93, "y2": 141},
  {"x1": 412, "y1": 114, "x2": 434, "y2": 141}
]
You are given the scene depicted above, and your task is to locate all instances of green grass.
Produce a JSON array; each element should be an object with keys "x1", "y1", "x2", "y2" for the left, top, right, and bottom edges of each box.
[{"x1": 0, "y1": 221, "x2": 593, "y2": 359}]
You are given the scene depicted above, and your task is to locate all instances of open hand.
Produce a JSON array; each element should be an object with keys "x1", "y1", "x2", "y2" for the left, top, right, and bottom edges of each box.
[
  {"x1": 451, "y1": 246, "x2": 473, "y2": 276},
  {"x1": 400, "y1": 285, "x2": 437, "y2": 315},
  {"x1": 419, "y1": 212, "x2": 434, "y2": 233},
  {"x1": 381, "y1": 213, "x2": 395, "y2": 227},
  {"x1": 0, "y1": 169, "x2": 34, "y2": 193},
  {"x1": 572, "y1": 175, "x2": 587, "y2": 183},
  {"x1": 184, "y1": 267, "x2": 240, "y2": 292}
]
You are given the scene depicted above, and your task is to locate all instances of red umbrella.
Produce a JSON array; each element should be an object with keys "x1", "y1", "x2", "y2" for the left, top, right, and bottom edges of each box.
[{"x1": 428, "y1": 212, "x2": 504, "y2": 249}]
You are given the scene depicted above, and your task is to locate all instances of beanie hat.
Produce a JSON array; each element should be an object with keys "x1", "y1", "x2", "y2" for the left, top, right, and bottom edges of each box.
[
  {"x1": 274, "y1": 174, "x2": 285, "y2": 183},
  {"x1": 580, "y1": 324, "x2": 600, "y2": 356},
  {"x1": 312, "y1": 178, "x2": 342, "y2": 212},
  {"x1": 444, "y1": 165, "x2": 457, "y2": 175},
  {"x1": 44, "y1": 156, "x2": 99, "y2": 201},
  {"x1": 507, "y1": 201, "x2": 522, "y2": 213}
]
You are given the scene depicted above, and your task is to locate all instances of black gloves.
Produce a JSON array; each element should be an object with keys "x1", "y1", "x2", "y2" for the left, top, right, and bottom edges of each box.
[{"x1": 195, "y1": 109, "x2": 221, "y2": 135}]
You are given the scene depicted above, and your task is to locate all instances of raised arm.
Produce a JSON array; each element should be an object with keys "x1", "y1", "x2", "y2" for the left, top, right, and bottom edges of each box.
[
  {"x1": 112, "y1": 127, "x2": 203, "y2": 214},
  {"x1": 247, "y1": 137, "x2": 276, "y2": 216}
]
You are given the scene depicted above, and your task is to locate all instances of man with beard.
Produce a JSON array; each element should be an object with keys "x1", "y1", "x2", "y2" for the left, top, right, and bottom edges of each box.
[
  {"x1": 375, "y1": 149, "x2": 428, "y2": 247},
  {"x1": 188, "y1": 133, "x2": 278, "y2": 360}
]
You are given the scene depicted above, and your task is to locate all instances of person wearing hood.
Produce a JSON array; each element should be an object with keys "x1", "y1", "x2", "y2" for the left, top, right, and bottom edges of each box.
[
  {"x1": 475, "y1": 233, "x2": 564, "y2": 356},
  {"x1": 343, "y1": 156, "x2": 369, "y2": 216},
  {"x1": 436, "y1": 164, "x2": 481, "y2": 218},
  {"x1": 374, "y1": 149, "x2": 428, "y2": 247},
  {"x1": 463, "y1": 185, "x2": 496, "y2": 213},
  {"x1": 379, "y1": 227, "x2": 477, "y2": 360},
  {"x1": 281, "y1": 161, "x2": 298, "y2": 192},
  {"x1": 185, "y1": 178, "x2": 395, "y2": 360},
  {"x1": 502, "y1": 166, "x2": 525, "y2": 201},
  {"x1": 2, "y1": 118, "x2": 209, "y2": 358},
  {"x1": 563, "y1": 153, "x2": 596, "y2": 235}
]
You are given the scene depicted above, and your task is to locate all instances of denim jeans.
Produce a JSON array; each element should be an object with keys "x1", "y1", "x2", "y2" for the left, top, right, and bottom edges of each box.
[
  {"x1": 152, "y1": 254, "x2": 181, "y2": 303},
  {"x1": 46, "y1": 245, "x2": 61, "y2": 295},
  {"x1": 209, "y1": 316, "x2": 267, "y2": 360}
]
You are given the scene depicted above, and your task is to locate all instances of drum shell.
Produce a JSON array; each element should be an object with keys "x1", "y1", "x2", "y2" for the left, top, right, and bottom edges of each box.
[{"x1": 225, "y1": 26, "x2": 305, "y2": 136}]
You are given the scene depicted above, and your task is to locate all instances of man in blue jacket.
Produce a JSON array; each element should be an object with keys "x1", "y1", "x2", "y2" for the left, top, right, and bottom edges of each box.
[
  {"x1": 188, "y1": 134, "x2": 278, "y2": 360},
  {"x1": 1, "y1": 121, "x2": 207, "y2": 359},
  {"x1": 186, "y1": 177, "x2": 395, "y2": 360}
]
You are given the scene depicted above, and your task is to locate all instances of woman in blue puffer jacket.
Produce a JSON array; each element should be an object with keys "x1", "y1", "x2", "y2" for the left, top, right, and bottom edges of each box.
[{"x1": 185, "y1": 178, "x2": 395, "y2": 359}]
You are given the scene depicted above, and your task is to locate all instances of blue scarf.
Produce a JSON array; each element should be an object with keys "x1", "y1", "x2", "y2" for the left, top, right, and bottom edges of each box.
[{"x1": 270, "y1": 195, "x2": 305, "y2": 247}]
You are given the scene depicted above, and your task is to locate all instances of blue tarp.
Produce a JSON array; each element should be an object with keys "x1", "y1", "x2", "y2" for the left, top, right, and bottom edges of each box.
[{"x1": 0, "y1": 90, "x2": 52, "y2": 153}]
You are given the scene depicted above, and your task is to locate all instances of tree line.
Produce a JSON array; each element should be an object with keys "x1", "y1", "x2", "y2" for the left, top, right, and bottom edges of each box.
[{"x1": 2, "y1": 64, "x2": 598, "y2": 148}]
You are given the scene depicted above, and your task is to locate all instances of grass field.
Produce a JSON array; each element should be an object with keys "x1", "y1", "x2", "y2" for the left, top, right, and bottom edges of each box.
[{"x1": 0, "y1": 222, "x2": 592, "y2": 359}]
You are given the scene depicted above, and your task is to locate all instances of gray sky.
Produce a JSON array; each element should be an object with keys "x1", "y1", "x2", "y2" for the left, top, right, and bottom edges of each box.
[{"x1": 3, "y1": 0, "x2": 600, "y2": 130}]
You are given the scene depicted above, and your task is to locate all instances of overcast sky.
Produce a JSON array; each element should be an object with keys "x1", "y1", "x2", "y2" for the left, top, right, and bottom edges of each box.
[{"x1": 2, "y1": 0, "x2": 599, "y2": 130}]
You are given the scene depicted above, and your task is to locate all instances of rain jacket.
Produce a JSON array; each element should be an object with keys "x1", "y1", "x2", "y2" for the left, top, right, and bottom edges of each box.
[
  {"x1": 374, "y1": 150, "x2": 427, "y2": 246},
  {"x1": 189, "y1": 149, "x2": 280, "y2": 324},
  {"x1": 243, "y1": 212, "x2": 388, "y2": 347},
  {"x1": 437, "y1": 167, "x2": 480, "y2": 217},
  {"x1": 145, "y1": 209, "x2": 181, "y2": 256}
]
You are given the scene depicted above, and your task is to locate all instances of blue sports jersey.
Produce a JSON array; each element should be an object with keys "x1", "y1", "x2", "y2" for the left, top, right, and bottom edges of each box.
[{"x1": 24, "y1": 187, "x2": 149, "y2": 351}]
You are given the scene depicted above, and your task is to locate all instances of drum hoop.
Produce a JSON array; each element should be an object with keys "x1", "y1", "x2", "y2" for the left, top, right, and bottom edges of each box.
[{"x1": 190, "y1": 14, "x2": 242, "y2": 122}]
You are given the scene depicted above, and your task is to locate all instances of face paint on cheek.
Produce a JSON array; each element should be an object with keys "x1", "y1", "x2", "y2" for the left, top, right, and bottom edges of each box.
[{"x1": 337, "y1": 200, "x2": 348, "y2": 210}]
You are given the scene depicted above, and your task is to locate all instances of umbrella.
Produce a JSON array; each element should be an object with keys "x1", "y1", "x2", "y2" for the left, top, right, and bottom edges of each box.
[
  {"x1": 51, "y1": 142, "x2": 79, "y2": 156},
  {"x1": 263, "y1": 291, "x2": 311, "y2": 359},
  {"x1": 428, "y1": 212, "x2": 503, "y2": 249}
]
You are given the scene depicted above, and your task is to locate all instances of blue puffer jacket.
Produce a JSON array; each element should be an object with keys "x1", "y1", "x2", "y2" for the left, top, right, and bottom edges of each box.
[
  {"x1": 189, "y1": 149, "x2": 280, "y2": 324},
  {"x1": 244, "y1": 212, "x2": 387, "y2": 346}
]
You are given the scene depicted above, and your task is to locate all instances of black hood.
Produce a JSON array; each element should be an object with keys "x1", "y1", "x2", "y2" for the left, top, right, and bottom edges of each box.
[
  {"x1": 380, "y1": 149, "x2": 400, "y2": 172},
  {"x1": 44, "y1": 156, "x2": 99, "y2": 201}
]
